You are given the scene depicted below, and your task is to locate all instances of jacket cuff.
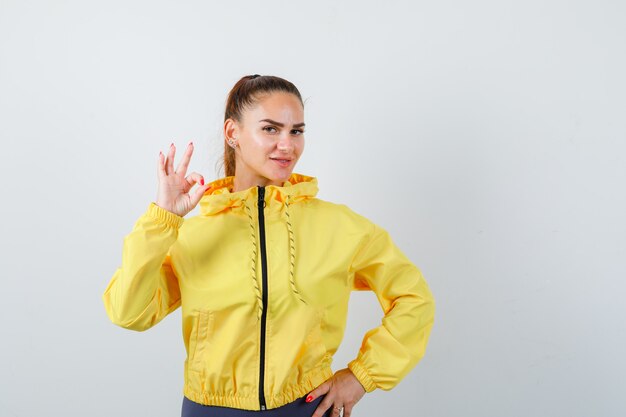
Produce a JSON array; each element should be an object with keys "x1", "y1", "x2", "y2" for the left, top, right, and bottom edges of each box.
[
  {"x1": 147, "y1": 202, "x2": 184, "y2": 229},
  {"x1": 347, "y1": 358, "x2": 377, "y2": 393}
]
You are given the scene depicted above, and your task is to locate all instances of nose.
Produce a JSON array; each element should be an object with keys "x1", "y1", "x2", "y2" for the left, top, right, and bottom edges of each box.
[{"x1": 277, "y1": 134, "x2": 295, "y2": 153}]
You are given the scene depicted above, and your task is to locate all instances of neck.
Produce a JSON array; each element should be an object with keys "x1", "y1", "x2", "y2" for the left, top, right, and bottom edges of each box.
[{"x1": 232, "y1": 173, "x2": 283, "y2": 193}]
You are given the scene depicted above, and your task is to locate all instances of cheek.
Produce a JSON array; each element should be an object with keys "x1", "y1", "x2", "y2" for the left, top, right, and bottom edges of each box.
[{"x1": 246, "y1": 137, "x2": 271, "y2": 159}]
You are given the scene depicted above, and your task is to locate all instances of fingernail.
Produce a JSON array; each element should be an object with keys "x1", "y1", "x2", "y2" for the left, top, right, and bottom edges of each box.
[
  {"x1": 306, "y1": 395, "x2": 313, "y2": 403},
  {"x1": 200, "y1": 178, "x2": 204, "y2": 185},
  {"x1": 170, "y1": 142, "x2": 174, "y2": 147},
  {"x1": 189, "y1": 141, "x2": 193, "y2": 146}
]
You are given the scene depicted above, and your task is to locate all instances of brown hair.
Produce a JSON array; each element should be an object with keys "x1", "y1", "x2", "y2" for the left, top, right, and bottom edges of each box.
[{"x1": 220, "y1": 74, "x2": 305, "y2": 177}]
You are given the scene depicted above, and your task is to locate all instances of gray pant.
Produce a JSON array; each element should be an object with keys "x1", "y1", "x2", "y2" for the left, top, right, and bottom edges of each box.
[{"x1": 182, "y1": 393, "x2": 332, "y2": 417}]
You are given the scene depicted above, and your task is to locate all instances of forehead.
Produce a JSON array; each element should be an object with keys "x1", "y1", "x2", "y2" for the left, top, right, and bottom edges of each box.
[{"x1": 245, "y1": 92, "x2": 304, "y2": 119}]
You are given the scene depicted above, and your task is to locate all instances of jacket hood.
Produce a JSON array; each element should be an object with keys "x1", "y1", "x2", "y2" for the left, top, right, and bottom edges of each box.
[
  {"x1": 198, "y1": 172, "x2": 319, "y2": 320},
  {"x1": 199, "y1": 172, "x2": 319, "y2": 216}
]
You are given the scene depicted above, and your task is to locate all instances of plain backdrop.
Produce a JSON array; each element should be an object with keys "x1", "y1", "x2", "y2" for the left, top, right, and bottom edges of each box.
[{"x1": 1, "y1": 1, "x2": 625, "y2": 416}]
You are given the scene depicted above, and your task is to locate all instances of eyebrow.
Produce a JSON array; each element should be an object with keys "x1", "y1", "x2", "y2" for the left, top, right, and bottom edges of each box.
[{"x1": 258, "y1": 119, "x2": 306, "y2": 128}]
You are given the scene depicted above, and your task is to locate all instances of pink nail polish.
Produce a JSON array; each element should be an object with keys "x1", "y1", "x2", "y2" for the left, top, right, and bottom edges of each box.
[{"x1": 200, "y1": 178, "x2": 204, "y2": 185}]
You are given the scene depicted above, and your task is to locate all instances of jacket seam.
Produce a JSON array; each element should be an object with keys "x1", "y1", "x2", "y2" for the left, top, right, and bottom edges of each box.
[{"x1": 347, "y1": 220, "x2": 379, "y2": 288}]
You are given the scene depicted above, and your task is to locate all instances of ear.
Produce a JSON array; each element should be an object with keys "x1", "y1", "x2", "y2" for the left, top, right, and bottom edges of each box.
[{"x1": 223, "y1": 118, "x2": 240, "y2": 143}]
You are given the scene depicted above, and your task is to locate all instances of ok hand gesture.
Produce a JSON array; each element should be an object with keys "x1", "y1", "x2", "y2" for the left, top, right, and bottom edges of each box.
[{"x1": 156, "y1": 142, "x2": 210, "y2": 217}]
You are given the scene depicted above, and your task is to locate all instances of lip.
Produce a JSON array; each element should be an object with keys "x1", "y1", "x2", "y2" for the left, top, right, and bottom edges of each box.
[{"x1": 270, "y1": 157, "x2": 293, "y2": 167}]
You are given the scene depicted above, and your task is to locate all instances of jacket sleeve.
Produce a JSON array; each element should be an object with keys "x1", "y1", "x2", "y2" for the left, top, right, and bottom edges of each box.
[
  {"x1": 347, "y1": 221, "x2": 435, "y2": 393},
  {"x1": 102, "y1": 202, "x2": 184, "y2": 332}
]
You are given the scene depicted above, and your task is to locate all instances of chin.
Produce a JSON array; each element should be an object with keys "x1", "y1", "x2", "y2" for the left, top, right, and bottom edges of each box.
[
  {"x1": 267, "y1": 169, "x2": 294, "y2": 183},
  {"x1": 274, "y1": 172, "x2": 293, "y2": 182}
]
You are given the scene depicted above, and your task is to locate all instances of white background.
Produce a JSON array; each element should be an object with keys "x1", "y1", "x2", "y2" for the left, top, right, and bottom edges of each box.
[{"x1": 1, "y1": 1, "x2": 625, "y2": 416}]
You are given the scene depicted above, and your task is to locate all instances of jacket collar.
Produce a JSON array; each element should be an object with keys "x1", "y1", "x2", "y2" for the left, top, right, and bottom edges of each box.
[{"x1": 199, "y1": 172, "x2": 319, "y2": 216}]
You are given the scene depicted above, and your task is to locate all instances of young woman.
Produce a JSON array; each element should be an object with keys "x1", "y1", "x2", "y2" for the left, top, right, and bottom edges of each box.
[{"x1": 103, "y1": 74, "x2": 435, "y2": 417}]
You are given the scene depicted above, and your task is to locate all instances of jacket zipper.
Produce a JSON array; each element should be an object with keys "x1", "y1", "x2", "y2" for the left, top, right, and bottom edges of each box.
[{"x1": 257, "y1": 185, "x2": 268, "y2": 410}]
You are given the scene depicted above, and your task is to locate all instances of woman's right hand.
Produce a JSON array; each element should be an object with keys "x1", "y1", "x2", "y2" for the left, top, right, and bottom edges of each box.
[{"x1": 156, "y1": 142, "x2": 209, "y2": 218}]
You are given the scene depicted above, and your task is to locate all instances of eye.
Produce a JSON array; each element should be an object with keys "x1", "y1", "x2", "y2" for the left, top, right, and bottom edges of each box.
[
  {"x1": 291, "y1": 129, "x2": 305, "y2": 135},
  {"x1": 263, "y1": 126, "x2": 277, "y2": 133}
]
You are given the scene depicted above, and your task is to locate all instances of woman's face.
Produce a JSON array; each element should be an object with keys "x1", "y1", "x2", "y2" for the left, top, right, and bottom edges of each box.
[{"x1": 226, "y1": 91, "x2": 305, "y2": 188}]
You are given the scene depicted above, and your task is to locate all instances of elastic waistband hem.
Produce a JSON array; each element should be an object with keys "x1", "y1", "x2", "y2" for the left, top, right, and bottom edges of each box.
[{"x1": 183, "y1": 364, "x2": 334, "y2": 411}]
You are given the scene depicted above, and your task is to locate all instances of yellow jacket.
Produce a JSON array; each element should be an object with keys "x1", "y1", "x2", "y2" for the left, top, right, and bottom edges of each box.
[{"x1": 102, "y1": 173, "x2": 435, "y2": 410}]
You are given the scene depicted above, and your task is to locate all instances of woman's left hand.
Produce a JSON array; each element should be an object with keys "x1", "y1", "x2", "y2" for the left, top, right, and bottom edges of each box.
[{"x1": 307, "y1": 368, "x2": 366, "y2": 417}]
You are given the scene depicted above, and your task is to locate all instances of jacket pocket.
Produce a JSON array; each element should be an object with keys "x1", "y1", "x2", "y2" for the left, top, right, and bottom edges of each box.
[
  {"x1": 188, "y1": 309, "x2": 214, "y2": 373},
  {"x1": 303, "y1": 308, "x2": 328, "y2": 365}
]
